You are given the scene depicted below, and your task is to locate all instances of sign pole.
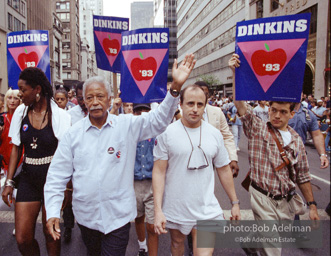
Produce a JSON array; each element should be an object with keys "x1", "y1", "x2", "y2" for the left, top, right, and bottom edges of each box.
[{"x1": 112, "y1": 72, "x2": 118, "y2": 98}]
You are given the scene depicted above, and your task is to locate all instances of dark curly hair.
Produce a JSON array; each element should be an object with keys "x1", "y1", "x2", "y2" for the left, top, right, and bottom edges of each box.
[{"x1": 19, "y1": 67, "x2": 53, "y2": 126}]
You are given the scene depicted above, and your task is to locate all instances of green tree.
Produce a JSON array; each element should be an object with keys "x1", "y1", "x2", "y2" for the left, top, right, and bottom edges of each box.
[{"x1": 196, "y1": 74, "x2": 221, "y2": 87}]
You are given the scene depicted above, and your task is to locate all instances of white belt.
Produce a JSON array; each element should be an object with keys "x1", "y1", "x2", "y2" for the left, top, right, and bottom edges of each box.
[{"x1": 25, "y1": 156, "x2": 53, "y2": 165}]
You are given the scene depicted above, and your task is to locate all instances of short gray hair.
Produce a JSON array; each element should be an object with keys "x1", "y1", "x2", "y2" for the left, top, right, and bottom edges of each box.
[{"x1": 82, "y1": 76, "x2": 113, "y2": 99}]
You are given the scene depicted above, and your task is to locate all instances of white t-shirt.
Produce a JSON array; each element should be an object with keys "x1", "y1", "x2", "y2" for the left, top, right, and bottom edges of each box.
[
  {"x1": 278, "y1": 129, "x2": 291, "y2": 146},
  {"x1": 253, "y1": 105, "x2": 269, "y2": 122},
  {"x1": 153, "y1": 120, "x2": 230, "y2": 224}
]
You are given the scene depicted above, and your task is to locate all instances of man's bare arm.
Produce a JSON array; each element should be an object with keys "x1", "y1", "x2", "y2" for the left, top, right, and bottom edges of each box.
[
  {"x1": 311, "y1": 129, "x2": 329, "y2": 168},
  {"x1": 298, "y1": 182, "x2": 319, "y2": 220},
  {"x1": 216, "y1": 165, "x2": 241, "y2": 220},
  {"x1": 152, "y1": 159, "x2": 168, "y2": 234}
]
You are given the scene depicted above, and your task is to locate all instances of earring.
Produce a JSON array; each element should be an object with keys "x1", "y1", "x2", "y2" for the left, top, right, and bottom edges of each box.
[{"x1": 36, "y1": 93, "x2": 40, "y2": 102}]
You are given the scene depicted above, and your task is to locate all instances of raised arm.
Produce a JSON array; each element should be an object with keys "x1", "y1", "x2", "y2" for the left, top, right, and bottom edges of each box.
[
  {"x1": 170, "y1": 53, "x2": 196, "y2": 93},
  {"x1": 228, "y1": 54, "x2": 247, "y2": 117}
]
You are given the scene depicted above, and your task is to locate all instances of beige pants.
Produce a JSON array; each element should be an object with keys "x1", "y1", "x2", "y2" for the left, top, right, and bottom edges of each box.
[{"x1": 249, "y1": 185, "x2": 295, "y2": 256}]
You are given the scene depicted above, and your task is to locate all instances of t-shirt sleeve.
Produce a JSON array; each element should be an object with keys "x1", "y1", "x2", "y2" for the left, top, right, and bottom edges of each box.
[
  {"x1": 213, "y1": 131, "x2": 230, "y2": 168},
  {"x1": 153, "y1": 132, "x2": 168, "y2": 161},
  {"x1": 308, "y1": 110, "x2": 320, "y2": 132}
]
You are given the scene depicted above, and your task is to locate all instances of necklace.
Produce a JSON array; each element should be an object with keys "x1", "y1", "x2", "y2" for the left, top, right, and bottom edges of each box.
[
  {"x1": 30, "y1": 137, "x2": 38, "y2": 149},
  {"x1": 181, "y1": 121, "x2": 202, "y2": 151},
  {"x1": 32, "y1": 109, "x2": 46, "y2": 114},
  {"x1": 30, "y1": 110, "x2": 47, "y2": 149}
]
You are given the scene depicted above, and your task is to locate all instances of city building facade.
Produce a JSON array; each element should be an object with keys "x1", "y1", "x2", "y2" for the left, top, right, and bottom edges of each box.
[
  {"x1": 131, "y1": 1, "x2": 154, "y2": 30},
  {"x1": 55, "y1": 0, "x2": 81, "y2": 89},
  {"x1": 0, "y1": 0, "x2": 27, "y2": 93},
  {"x1": 154, "y1": 0, "x2": 178, "y2": 81},
  {"x1": 51, "y1": 13, "x2": 64, "y2": 87}
]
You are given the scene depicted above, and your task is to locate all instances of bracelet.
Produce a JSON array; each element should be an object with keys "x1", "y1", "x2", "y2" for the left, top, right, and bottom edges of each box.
[
  {"x1": 320, "y1": 154, "x2": 328, "y2": 157},
  {"x1": 5, "y1": 179, "x2": 15, "y2": 188},
  {"x1": 231, "y1": 200, "x2": 240, "y2": 205},
  {"x1": 65, "y1": 188, "x2": 73, "y2": 192},
  {"x1": 306, "y1": 201, "x2": 317, "y2": 207}
]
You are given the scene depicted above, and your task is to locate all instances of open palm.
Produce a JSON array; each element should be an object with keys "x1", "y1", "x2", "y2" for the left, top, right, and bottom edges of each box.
[{"x1": 172, "y1": 53, "x2": 196, "y2": 88}]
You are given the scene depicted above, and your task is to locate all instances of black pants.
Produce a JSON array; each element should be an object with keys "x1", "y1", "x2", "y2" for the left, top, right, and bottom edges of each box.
[{"x1": 78, "y1": 222, "x2": 131, "y2": 256}]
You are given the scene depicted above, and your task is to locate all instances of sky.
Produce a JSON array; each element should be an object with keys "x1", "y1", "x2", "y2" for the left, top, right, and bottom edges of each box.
[{"x1": 103, "y1": 0, "x2": 152, "y2": 18}]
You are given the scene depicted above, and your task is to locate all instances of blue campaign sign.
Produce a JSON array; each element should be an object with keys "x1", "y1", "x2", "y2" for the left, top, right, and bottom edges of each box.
[
  {"x1": 120, "y1": 28, "x2": 169, "y2": 103},
  {"x1": 235, "y1": 13, "x2": 311, "y2": 102},
  {"x1": 93, "y1": 15, "x2": 129, "y2": 73},
  {"x1": 7, "y1": 30, "x2": 50, "y2": 89}
]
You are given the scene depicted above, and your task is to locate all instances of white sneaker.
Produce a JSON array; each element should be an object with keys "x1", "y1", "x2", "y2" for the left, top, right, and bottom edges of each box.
[{"x1": 13, "y1": 229, "x2": 15, "y2": 236}]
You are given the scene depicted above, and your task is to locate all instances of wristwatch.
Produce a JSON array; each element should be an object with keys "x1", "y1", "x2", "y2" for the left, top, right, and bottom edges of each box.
[
  {"x1": 306, "y1": 201, "x2": 317, "y2": 206},
  {"x1": 169, "y1": 88, "x2": 180, "y2": 97},
  {"x1": 231, "y1": 200, "x2": 240, "y2": 205},
  {"x1": 320, "y1": 154, "x2": 328, "y2": 157}
]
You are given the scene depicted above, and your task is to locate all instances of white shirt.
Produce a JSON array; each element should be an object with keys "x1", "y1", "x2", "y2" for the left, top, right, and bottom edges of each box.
[
  {"x1": 202, "y1": 107, "x2": 209, "y2": 122},
  {"x1": 278, "y1": 129, "x2": 291, "y2": 147},
  {"x1": 9, "y1": 100, "x2": 71, "y2": 145},
  {"x1": 253, "y1": 105, "x2": 269, "y2": 122},
  {"x1": 68, "y1": 105, "x2": 87, "y2": 125},
  {"x1": 44, "y1": 92, "x2": 179, "y2": 234},
  {"x1": 153, "y1": 120, "x2": 230, "y2": 224}
]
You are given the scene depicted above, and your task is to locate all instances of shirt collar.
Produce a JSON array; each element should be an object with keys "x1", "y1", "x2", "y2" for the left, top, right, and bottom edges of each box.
[{"x1": 84, "y1": 112, "x2": 114, "y2": 132}]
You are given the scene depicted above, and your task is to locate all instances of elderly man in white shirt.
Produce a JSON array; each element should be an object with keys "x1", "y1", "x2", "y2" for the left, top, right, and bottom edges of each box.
[{"x1": 44, "y1": 54, "x2": 196, "y2": 256}]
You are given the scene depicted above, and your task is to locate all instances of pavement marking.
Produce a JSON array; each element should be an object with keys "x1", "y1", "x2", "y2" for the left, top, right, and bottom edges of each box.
[
  {"x1": 0, "y1": 210, "x2": 329, "y2": 224},
  {"x1": 311, "y1": 174, "x2": 331, "y2": 185}
]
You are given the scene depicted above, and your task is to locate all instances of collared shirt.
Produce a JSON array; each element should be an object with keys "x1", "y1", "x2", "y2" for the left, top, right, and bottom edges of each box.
[
  {"x1": 134, "y1": 138, "x2": 155, "y2": 180},
  {"x1": 68, "y1": 105, "x2": 87, "y2": 125},
  {"x1": 312, "y1": 106, "x2": 327, "y2": 120},
  {"x1": 240, "y1": 105, "x2": 310, "y2": 196},
  {"x1": 9, "y1": 100, "x2": 71, "y2": 146},
  {"x1": 202, "y1": 107, "x2": 208, "y2": 122},
  {"x1": 288, "y1": 104, "x2": 319, "y2": 144},
  {"x1": 44, "y1": 92, "x2": 178, "y2": 234}
]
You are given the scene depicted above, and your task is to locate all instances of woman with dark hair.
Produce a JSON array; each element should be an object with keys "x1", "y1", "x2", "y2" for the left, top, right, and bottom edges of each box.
[{"x1": 1, "y1": 67, "x2": 71, "y2": 256}]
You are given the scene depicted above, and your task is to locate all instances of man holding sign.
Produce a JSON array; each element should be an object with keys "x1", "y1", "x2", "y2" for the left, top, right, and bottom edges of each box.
[
  {"x1": 44, "y1": 54, "x2": 196, "y2": 256},
  {"x1": 229, "y1": 54, "x2": 319, "y2": 256}
]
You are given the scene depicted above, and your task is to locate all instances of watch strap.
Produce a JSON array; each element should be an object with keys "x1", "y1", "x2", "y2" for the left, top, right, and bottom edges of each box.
[
  {"x1": 306, "y1": 201, "x2": 317, "y2": 206},
  {"x1": 170, "y1": 88, "x2": 180, "y2": 97}
]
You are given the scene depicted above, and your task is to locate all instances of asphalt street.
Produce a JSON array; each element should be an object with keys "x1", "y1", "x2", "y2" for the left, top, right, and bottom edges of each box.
[{"x1": 0, "y1": 134, "x2": 330, "y2": 255}]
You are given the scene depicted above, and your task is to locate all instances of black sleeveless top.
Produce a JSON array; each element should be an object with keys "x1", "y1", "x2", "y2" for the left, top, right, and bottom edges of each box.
[{"x1": 20, "y1": 113, "x2": 58, "y2": 172}]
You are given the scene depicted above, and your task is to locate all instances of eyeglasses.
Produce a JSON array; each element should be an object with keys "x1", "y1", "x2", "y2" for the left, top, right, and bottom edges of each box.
[
  {"x1": 187, "y1": 145, "x2": 209, "y2": 170},
  {"x1": 182, "y1": 122, "x2": 209, "y2": 170}
]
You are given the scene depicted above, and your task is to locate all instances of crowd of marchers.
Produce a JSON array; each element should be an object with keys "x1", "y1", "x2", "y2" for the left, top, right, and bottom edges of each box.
[{"x1": 0, "y1": 53, "x2": 330, "y2": 256}]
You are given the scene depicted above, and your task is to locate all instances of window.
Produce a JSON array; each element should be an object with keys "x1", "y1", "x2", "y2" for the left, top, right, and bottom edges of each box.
[
  {"x1": 22, "y1": 23, "x2": 25, "y2": 30},
  {"x1": 14, "y1": 17, "x2": 21, "y2": 31},
  {"x1": 271, "y1": 0, "x2": 279, "y2": 12},
  {"x1": 66, "y1": 2, "x2": 70, "y2": 9},
  {"x1": 21, "y1": 1, "x2": 25, "y2": 16},
  {"x1": 13, "y1": 0, "x2": 20, "y2": 11},
  {"x1": 8, "y1": 13, "x2": 13, "y2": 30},
  {"x1": 60, "y1": 3, "x2": 66, "y2": 9},
  {"x1": 8, "y1": 0, "x2": 12, "y2": 6}
]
